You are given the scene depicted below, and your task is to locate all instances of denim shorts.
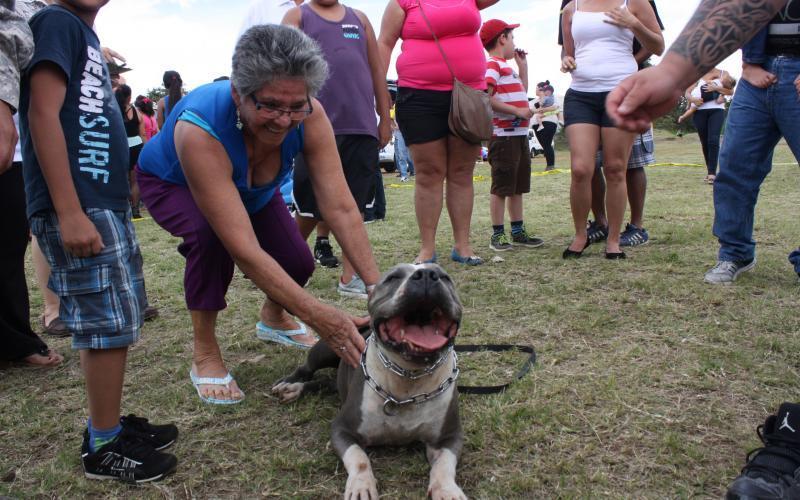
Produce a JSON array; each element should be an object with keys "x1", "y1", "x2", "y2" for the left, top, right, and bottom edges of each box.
[
  {"x1": 29, "y1": 208, "x2": 145, "y2": 350},
  {"x1": 395, "y1": 87, "x2": 452, "y2": 145}
]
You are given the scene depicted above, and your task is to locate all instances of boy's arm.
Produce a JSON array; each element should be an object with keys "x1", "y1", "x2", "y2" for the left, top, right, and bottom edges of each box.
[
  {"x1": 487, "y1": 84, "x2": 533, "y2": 119},
  {"x1": 28, "y1": 62, "x2": 103, "y2": 257},
  {"x1": 356, "y1": 9, "x2": 391, "y2": 148}
]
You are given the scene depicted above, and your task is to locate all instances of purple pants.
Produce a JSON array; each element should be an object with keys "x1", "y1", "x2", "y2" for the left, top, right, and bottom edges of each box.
[{"x1": 136, "y1": 168, "x2": 314, "y2": 311}]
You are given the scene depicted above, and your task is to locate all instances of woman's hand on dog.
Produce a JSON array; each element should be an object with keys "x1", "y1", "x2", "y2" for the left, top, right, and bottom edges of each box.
[{"x1": 310, "y1": 305, "x2": 368, "y2": 367}]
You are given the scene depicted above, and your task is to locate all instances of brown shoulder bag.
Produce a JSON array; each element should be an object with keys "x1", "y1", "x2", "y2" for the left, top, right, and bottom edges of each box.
[{"x1": 416, "y1": 0, "x2": 493, "y2": 144}]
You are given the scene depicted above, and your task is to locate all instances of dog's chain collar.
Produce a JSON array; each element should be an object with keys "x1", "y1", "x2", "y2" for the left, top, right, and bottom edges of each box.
[
  {"x1": 376, "y1": 338, "x2": 452, "y2": 380},
  {"x1": 362, "y1": 336, "x2": 459, "y2": 416}
]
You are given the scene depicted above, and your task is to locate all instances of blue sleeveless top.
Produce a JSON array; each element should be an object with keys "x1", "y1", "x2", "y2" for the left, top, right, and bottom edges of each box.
[{"x1": 139, "y1": 80, "x2": 303, "y2": 214}]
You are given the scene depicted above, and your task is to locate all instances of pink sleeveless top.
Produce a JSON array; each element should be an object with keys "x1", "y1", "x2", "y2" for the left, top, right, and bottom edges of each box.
[
  {"x1": 142, "y1": 114, "x2": 158, "y2": 140},
  {"x1": 396, "y1": 0, "x2": 486, "y2": 91}
]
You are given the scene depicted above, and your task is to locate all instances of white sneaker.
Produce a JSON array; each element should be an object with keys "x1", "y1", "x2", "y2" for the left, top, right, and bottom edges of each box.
[
  {"x1": 704, "y1": 259, "x2": 756, "y2": 285},
  {"x1": 338, "y1": 274, "x2": 368, "y2": 299}
]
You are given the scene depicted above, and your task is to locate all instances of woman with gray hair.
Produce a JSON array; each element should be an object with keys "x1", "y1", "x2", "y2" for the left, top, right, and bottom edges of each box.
[{"x1": 137, "y1": 25, "x2": 379, "y2": 404}]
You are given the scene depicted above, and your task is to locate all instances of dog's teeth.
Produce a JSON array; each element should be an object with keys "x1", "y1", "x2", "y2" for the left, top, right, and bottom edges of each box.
[{"x1": 400, "y1": 329, "x2": 405, "y2": 340}]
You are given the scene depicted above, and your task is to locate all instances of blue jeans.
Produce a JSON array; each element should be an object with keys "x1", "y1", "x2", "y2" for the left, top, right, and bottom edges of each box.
[
  {"x1": 393, "y1": 129, "x2": 414, "y2": 177},
  {"x1": 713, "y1": 56, "x2": 800, "y2": 272}
]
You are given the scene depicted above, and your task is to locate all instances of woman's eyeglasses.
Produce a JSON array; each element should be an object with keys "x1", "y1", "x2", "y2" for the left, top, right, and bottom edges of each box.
[{"x1": 249, "y1": 94, "x2": 314, "y2": 120}]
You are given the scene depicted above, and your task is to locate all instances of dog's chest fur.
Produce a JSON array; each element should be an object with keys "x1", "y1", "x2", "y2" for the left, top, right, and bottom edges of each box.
[{"x1": 354, "y1": 350, "x2": 456, "y2": 447}]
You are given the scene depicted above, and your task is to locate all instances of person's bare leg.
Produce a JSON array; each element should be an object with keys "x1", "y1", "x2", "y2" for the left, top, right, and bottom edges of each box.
[
  {"x1": 490, "y1": 194, "x2": 506, "y2": 226},
  {"x1": 591, "y1": 167, "x2": 608, "y2": 227},
  {"x1": 566, "y1": 124, "x2": 601, "y2": 252},
  {"x1": 409, "y1": 139, "x2": 447, "y2": 262},
  {"x1": 445, "y1": 134, "x2": 480, "y2": 257},
  {"x1": 31, "y1": 238, "x2": 60, "y2": 326},
  {"x1": 626, "y1": 167, "x2": 647, "y2": 228},
  {"x1": 190, "y1": 310, "x2": 243, "y2": 402},
  {"x1": 81, "y1": 347, "x2": 128, "y2": 429},
  {"x1": 507, "y1": 194, "x2": 523, "y2": 222},
  {"x1": 259, "y1": 297, "x2": 317, "y2": 346},
  {"x1": 129, "y1": 170, "x2": 140, "y2": 216},
  {"x1": 296, "y1": 215, "x2": 319, "y2": 241},
  {"x1": 340, "y1": 248, "x2": 356, "y2": 284},
  {"x1": 600, "y1": 127, "x2": 635, "y2": 254}
]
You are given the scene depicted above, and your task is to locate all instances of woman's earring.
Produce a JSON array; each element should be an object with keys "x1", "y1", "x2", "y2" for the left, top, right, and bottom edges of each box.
[{"x1": 236, "y1": 109, "x2": 243, "y2": 130}]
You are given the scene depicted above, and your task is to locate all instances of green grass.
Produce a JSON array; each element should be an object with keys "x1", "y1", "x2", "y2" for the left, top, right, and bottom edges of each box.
[{"x1": 1, "y1": 130, "x2": 798, "y2": 498}]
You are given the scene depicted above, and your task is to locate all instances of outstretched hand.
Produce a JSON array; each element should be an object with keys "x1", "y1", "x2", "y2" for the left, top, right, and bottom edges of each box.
[
  {"x1": 607, "y1": 66, "x2": 683, "y2": 133},
  {"x1": 310, "y1": 304, "x2": 368, "y2": 368}
]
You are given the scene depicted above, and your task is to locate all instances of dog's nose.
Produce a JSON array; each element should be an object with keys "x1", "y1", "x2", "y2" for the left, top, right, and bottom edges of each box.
[{"x1": 411, "y1": 268, "x2": 440, "y2": 282}]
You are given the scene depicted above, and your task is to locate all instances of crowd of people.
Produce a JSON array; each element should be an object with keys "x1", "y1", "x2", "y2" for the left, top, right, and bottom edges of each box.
[{"x1": 1, "y1": 0, "x2": 799, "y2": 496}]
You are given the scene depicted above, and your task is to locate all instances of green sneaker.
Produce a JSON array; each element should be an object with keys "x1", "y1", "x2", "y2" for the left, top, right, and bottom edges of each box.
[
  {"x1": 512, "y1": 229, "x2": 544, "y2": 248},
  {"x1": 489, "y1": 232, "x2": 512, "y2": 252}
]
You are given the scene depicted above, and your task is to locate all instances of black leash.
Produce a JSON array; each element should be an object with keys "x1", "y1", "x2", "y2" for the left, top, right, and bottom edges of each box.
[{"x1": 454, "y1": 344, "x2": 536, "y2": 395}]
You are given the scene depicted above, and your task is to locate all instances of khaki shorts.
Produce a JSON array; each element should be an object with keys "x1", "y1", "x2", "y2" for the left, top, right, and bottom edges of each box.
[{"x1": 488, "y1": 135, "x2": 531, "y2": 197}]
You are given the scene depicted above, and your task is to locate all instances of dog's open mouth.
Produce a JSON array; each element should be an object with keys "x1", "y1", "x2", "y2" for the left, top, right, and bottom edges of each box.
[{"x1": 377, "y1": 304, "x2": 458, "y2": 355}]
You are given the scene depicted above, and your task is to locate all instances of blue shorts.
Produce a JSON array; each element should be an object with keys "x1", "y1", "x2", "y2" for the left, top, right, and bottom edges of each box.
[{"x1": 29, "y1": 208, "x2": 145, "y2": 350}]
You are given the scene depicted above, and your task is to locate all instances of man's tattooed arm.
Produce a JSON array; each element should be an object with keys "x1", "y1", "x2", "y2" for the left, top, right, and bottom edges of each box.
[{"x1": 669, "y1": 0, "x2": 785, "y2": 76}]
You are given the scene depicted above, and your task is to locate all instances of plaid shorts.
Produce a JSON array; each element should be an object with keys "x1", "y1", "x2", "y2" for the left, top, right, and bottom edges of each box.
[
  {"x1": 595, "y1": 128, "x2": 655, "y2": 170},
  {"x1": 29, "y1": 208, "x2": 145, "y2": 350}
]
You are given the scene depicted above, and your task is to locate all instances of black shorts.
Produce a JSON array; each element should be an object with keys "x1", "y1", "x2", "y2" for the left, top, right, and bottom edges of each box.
[
  {"x1": 488, "y1": 135, "x2": 531, "y2": 197},
  {"x1": 395, "y1": 87, "x2": 452, "y2": 145},
  {"x1": 564, "y1": 88, "x2": 615, "y2": 128},
  {"x1": 129, "y1": 143, "x2": 143, "y2": 171},
  {"x1": 292, "y1": 134, "x2": 379, "y2": 220}
]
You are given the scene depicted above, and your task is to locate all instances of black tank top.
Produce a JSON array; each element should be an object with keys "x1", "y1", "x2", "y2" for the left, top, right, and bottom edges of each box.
[
  {"x1": 123, "y1": 105, "x2": 140, "y2": 139},
  {"x1": 766, "y1": 0, "x2": 800, "y2": 55}
]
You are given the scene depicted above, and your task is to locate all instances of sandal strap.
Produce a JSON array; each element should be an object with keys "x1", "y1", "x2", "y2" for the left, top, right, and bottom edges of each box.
[
  {"x1": 256, "y1": 320, "x2": 308, "y2": 337},
  {"x1": 189, "y1": 370, "x2": 233, "y2": 387}
]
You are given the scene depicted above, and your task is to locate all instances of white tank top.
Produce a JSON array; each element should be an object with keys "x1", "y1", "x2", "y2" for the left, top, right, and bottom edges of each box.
[
  {"x1": 569, "y1": 0, "x2": 638, "y2": 93},
  {"x1": 696, "y1": 74, "x2": 727, "y2": 110}
]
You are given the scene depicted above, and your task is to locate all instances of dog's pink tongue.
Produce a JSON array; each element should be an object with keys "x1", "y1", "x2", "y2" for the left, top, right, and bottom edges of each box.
[{"x1": 403, "y1": 325, "x2": 449, "y2": 350}]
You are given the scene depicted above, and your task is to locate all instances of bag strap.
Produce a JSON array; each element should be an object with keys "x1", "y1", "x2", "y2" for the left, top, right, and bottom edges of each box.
[
  {"x1": 454, "y1": 344, "x2": 536, "y2": 395},
  {"x1": 415, "y1": 0, "x2": 457, "y2": 81}
]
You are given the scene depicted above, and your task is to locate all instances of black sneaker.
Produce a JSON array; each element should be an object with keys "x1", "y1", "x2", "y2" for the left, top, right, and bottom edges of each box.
[
  {"x1": 726, "y1": 403, "x2": 800, "y2": 500},
  {"x1": 81, "y1": 428, "x2": 178, "y2": 483},
  {"x1": 586, "y1": 220, "x2": 608, "y2": 245},
  {"x1": 489, "y1": 232, "x2": 512, "y2": 252},
  {"x1": 120, "y1": 414, "x2": 178, "y2": 451},
  {"x1": 511, "y1": 229, "x2": 544, "y2": 248},
  {"x1": 313, "y1": 239, "x2": 339, "y2": 268}
]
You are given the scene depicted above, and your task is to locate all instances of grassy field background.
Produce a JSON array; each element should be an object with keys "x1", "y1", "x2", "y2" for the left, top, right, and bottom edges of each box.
[{"x1": 1, "y1": 130, "x2": 798, "y2": 498}]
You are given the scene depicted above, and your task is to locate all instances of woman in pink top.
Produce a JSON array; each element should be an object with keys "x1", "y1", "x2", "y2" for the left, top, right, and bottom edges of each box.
[
  {"x1": 135, "y1": 95, "x2": 159, "y2": 141},
  {"x1": 378, "y1": 0, "x2": 500, "y2": 266}
]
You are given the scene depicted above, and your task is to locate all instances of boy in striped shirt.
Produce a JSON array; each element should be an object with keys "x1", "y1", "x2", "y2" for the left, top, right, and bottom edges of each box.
[{"x1": 482, "y1": 19, "x2": 543, "y2": 251}]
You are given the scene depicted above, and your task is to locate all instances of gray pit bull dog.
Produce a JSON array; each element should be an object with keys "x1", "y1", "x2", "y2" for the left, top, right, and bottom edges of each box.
[{"x1": 272, "y1": 263, "x2": 465, "y2": 499}]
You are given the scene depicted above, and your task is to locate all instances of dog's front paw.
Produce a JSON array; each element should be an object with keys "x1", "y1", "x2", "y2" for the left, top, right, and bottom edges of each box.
[
  {"x1": 345, "y1": 470, "x2": 378, "y2": 500},
  {"x1": 271, "y1": 381, "x2": 304, "y2": 403},
  {"x1": 428, "y1": 482, "x2": 467, "y2": 500}
]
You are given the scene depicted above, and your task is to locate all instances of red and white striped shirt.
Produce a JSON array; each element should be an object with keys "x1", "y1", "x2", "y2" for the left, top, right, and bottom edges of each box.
[{"x1": 485, "y1": 56, "x2": 528, "y2": 137}]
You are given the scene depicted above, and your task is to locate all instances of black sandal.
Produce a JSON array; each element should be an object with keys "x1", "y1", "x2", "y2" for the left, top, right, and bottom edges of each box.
[{"x1": 605, "y1": 251, "x2": 627, "y2": 260}]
